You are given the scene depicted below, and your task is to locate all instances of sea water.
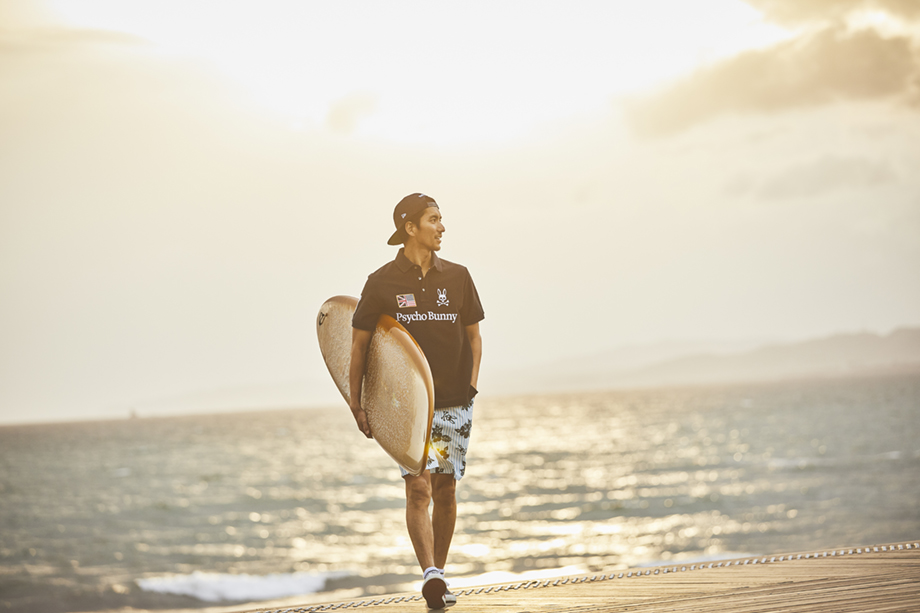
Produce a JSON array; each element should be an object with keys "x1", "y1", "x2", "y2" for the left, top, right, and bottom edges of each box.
[{"x1": 1, "y1": 374, "x2": 918, "y2": 612}]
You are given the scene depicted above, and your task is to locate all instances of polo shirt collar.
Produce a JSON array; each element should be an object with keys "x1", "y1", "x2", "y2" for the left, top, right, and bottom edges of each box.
[{"x1": 395, "y1": 248, "x2": 443, "y2": 273}]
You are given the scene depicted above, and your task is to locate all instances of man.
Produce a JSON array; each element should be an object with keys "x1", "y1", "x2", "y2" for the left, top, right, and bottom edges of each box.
[{"x1": 349, "y1": 193, "x2": 484, "y2": 609}]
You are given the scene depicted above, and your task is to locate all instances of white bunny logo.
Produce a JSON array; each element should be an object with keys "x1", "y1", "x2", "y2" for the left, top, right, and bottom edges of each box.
[{"x1": 436, "y1": 288, "x2": 449, "y2": 307}]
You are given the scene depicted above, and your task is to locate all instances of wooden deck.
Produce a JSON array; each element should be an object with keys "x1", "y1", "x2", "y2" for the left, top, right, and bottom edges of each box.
[{"x1": 245, "y1": 541, "x2": 920, "y2": 613}]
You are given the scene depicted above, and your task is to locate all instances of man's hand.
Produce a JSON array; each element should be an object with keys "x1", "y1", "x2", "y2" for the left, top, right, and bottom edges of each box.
[{"x1": 350, "y1": 403, "x2": 373, "y2": 438}]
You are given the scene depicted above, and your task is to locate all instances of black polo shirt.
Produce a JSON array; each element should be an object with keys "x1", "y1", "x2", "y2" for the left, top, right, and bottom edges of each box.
[{"x1": 353, "y1": 249, "x2": 484, "y2": 409}]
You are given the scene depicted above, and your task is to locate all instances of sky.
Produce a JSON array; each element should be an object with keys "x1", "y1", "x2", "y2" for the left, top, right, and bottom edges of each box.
[{"x1": 1, "y1": 0, "x2": 919, "y2": 424}]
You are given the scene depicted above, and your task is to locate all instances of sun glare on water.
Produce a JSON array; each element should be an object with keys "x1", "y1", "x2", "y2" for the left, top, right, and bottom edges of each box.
[{"x1": 48, "y1": 0, "x2": 790, "y2": 145}]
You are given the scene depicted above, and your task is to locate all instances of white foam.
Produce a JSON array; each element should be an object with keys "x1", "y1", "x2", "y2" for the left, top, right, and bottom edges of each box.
[{"x1": 136, "y1": 570, "x2": 349, "y2": 603}]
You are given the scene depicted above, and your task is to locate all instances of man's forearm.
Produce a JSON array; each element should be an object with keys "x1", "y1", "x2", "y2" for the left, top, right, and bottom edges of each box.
[
  {"x1": 469, "y1": 339, "x2": 481, "y2": 389},
  {"x1": 349, "y1": 340, "x2": 368, "y2": 407},
  {"x1": 466, "y1": 323, "x2": 482, "y2": 390},
  {"x1": 349, "y1": 328, "x2": 374, "y2": 438}
]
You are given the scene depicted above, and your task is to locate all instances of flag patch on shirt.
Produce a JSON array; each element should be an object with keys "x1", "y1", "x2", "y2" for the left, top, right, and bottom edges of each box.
[{"x1": 396, "y1": 293, "x2": 417, "y2": 308}]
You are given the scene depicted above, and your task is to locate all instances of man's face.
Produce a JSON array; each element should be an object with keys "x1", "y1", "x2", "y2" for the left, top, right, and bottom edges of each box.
[{"x1": 408, "y1": 207, "x2": 444, "y2": 251}]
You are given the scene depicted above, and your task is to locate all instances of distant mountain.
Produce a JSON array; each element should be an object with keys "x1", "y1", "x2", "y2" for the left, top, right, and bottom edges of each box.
[
  {"x1": 487, "y1": 328, "x2": 920, "y2": 395},
  {"x1": 620, "y1": 327, "x2": 920, "y2": 387}
]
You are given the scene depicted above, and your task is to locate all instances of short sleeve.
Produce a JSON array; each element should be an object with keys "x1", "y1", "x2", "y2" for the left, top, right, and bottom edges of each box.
[{"x1": 352, "y1": 276, "x2": 383, "y2": 331}]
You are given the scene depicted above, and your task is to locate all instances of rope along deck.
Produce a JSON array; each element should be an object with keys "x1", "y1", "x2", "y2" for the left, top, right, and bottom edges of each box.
[{"x1": 244, "y1": 541, "x2": 919, "y2": 612}]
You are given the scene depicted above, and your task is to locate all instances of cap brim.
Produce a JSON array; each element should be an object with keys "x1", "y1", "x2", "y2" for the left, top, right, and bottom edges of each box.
[{"x1": 387, "y1": 229, "x2": 405, "y2": 245}]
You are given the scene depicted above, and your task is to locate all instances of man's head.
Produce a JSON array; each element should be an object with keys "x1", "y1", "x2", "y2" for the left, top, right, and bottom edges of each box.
[{"x1": 388, "y1": 193, "x2": 442, "y2": 248}]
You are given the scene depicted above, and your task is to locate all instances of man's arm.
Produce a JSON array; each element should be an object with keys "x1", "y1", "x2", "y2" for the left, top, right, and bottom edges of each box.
[
  {"x1": 349, "y1": 327, "x2": 373, "y2": 438},
  {"x1": 466, "y1": 322, "x2": 482, "y2": 391}
]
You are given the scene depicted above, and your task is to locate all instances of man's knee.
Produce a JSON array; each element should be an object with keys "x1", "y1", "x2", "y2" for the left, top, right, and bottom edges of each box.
[
  {"x1": 430, "y1": 475, "x2": 456, "y2": 506},
  {"x1": 405, "y1": 474, "x2": 432, "y2": 506}
]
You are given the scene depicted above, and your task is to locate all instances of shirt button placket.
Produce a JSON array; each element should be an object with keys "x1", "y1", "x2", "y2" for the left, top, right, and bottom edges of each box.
[{"x1": 415, "y1": 267, "x2": 423, "y2": 304}]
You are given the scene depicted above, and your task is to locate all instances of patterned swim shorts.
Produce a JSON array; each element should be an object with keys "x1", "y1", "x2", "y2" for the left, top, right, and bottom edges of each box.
[{"x1": 400, "y1": 398, "x2": 474, "y2": 481}]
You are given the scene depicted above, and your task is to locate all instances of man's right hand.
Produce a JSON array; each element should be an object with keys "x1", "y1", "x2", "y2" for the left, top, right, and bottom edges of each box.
[{"x1": 350, "y1": 404, "x2": 373, "y2": 438}]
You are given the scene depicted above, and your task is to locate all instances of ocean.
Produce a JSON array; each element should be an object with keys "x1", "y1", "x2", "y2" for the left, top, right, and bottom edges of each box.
[{"x1": 1, "y1": 373, "x2": 919, "y2": 612}]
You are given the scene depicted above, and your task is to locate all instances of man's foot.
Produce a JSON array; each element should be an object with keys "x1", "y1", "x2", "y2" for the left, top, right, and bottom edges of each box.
[
  {"x1": 421, "y1": 570, "x2": 447, "y2": 609},
  {"x1": 443, "y1": 588, "x2": 457, "y2": 606}
]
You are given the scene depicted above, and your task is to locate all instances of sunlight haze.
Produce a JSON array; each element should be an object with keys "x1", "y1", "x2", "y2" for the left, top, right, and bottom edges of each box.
[
  {"x1": 47, "y1": 0, "x2": 790, "y2": 143},
  {"x1": 1, "y1": 0, "x2": 918, "y2": 423}
]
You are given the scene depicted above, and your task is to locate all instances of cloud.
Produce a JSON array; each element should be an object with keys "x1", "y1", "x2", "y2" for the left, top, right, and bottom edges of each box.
[
  {"x1": 725, "y1": 155, "x2": 898, "y2": 200},
  {"x1": 742, "y1": 0, "x2": 920, "y2": 24},
  {"x1": 0, "y1": 27, "x2": 147, "y2": 57},
  {"x1": 325, "y1": 93, "x2": 378, "y2": 135},
  {"x1": 625, "y1": 27, "x2": 920, "y2": 137}
]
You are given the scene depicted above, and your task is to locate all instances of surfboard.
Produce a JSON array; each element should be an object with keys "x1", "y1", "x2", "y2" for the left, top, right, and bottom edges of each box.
[{"x1": 316, "y1": 295, "x2": 434, "y2": 476}]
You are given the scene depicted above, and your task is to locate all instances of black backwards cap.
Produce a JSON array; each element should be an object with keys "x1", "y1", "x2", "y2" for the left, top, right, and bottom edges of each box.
[{"x1": 387, "y1": 193, "x2": 439, "y2": 245}]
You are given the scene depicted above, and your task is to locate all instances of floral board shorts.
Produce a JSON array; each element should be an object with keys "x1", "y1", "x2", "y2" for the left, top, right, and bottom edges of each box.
[{"x1": 400, "y1": 398, "x2": 474, "y2": 481}]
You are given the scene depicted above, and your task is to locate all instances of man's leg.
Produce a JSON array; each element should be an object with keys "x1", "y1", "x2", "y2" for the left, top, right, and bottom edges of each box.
[
  {"x1": 404, "y1": 470, "x2": 436, "y2": 571},
  {"x1": 406, "y1": 470, "x2": 450, "y2": 608},
  {"x1": 430, "y1": 473, "x2": 457, "y2": 569}
]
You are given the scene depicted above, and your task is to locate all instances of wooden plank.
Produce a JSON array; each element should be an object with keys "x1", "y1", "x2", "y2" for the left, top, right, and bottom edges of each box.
[{"x1": 243, "y1": 542, "x2": 920, "y2": 613}]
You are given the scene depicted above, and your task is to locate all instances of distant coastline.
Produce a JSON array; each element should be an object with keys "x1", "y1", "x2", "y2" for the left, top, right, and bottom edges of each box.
[
  {"x1": 489, "y1": 327, "x2": 920, "y2": 395},
  {"x1": 3, "y1": 328, "x2": 918, "y2": 427}
]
